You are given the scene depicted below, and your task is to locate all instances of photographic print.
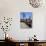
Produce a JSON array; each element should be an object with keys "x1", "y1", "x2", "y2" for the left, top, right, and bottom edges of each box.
[
  {"x1": 29, "y1": 0, "x2": 43, "y2": 8},
  {"x1": 20, "y1": 12, "x2": 32, "y2": 28}
]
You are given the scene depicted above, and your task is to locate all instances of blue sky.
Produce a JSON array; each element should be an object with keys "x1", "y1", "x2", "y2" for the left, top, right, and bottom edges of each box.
[{"x1": 20, "y1": 12, "x2": 32, "y2": 19}]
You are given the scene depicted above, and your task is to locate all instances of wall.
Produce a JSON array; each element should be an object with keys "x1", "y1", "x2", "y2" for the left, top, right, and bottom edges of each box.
[
  {"x1": 0, "y1": 0, "x2": 46, "y2": 40},
  {"x1": 44, "y1": 15, "x2": 46, "y2": 40}
]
